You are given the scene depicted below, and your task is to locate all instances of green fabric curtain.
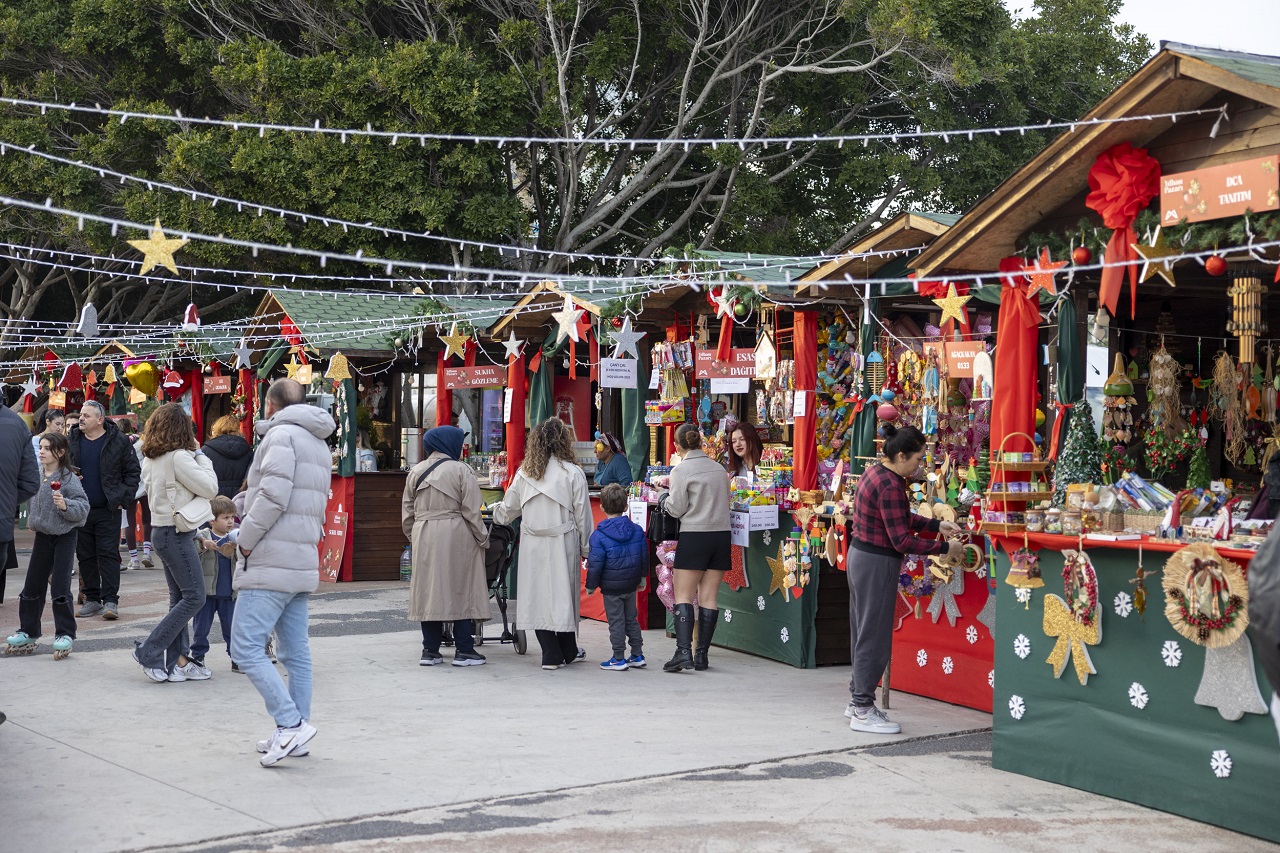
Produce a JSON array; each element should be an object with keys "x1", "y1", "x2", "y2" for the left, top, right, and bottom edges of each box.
[
  {"x1": 622, "y1": 356, "x2": 650, "y2": 479},
  {"x1": 527, "y1": 329, "x2": 564, "y2": 428},
  {"x1": 1056, "y1": 298, "x2": 1083, "y2": 404},
  {"x1": 850, "y1": 296, "x2": 881, "y2": 475},
  {"x1": 108, "y1": 382, "x2": 126, "y2": 416}
]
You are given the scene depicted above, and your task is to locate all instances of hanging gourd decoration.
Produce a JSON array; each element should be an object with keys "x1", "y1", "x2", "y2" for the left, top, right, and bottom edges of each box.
[
  {"x1": 1227, "y1": 274, "x2": 1267, "y2": 364},
  {"x1": 123, "y1": 360, "x2": 160, "y2": 397},
  {"x1": 876, "y1": 403, "x2": 899, "y2": 422}
]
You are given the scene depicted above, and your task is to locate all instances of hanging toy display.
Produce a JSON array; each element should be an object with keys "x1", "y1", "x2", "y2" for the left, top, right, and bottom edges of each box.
[
  {"x1": 1043, "y1": 549, "x2": 1102, "y2": 686},
  {"x1": 1102, "y1": 353, "x2": 1135, "y2": 444}
]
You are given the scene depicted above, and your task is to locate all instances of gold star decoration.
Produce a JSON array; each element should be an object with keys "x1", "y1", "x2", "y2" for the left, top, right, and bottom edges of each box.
[
  {"x1": 440, "y1": 323, "x2": 471, "y2": 362},
  {"x1": 324, "y1": 352, "x2": 352, "y2": 382},
  {"x1": 1025, "y1": 247, "x2": 1067, "y2": 299},
  {"x1": 126, "y1": 219, "x2": 188, "y2": 275},
  {"x1": 767, "y1": 539, "x2": 789, "y2": 598},
  {"x1": 931, "y1": 283, "x2": 972, "y2": 326},
  {"x1": 550, "y1": 295, "x2": 584, "y2": 345},
  {"x1": 285, "y1": 356, "x2": 300, "y2": 380},
  {"x1": 1132, "y1": 227, "x2": 1181, "y2": 287}
]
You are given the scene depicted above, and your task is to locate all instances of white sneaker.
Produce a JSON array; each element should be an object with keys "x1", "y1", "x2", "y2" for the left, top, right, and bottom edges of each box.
[
  {"x1": 844, "y1": 700, "x2": 857, "y2": 719},
  {"x1": 849, "y1": 705, "x2": 901, "y2": 734},
  {"x1": 133, "y1": 647, "x2": 170, "y2": 683},
  {"x1": 260, "y1": 720, "x2": 317, "y2": 767},
  {"x1": 127, "y1": 556, "x2": 141, "y2": 571},
  {"x1": 257, "y1": 737, "x2": 310, "y2": 757},
  {"x1": 177, "y1": 660, "x2": 212, "y2": 681},
  {"x1": 167, "y1": 666, "x2": 187, "y2": 682},
  {"x1": 141, "y1": 549, "x2": 154, "y2": 568}
]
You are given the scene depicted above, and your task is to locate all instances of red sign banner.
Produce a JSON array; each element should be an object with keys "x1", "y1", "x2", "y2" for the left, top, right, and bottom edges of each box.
[
  {"x1": 318, "y1": 495, "x2": 349, "y2": 583},
  {"x1": 204, "y1": 375, "x2": 232, "y2": 394},
  {"x1": 944, "y1": 342, "x2": 983, "y2": 378},
  {"x1": 442, "y1": 364, "x2": 506, "y2": 389},
  {"x1": 1160, "y1": 155, "x2": 1279, "y2": 224},
  {"x1": 694, "y1": 348, "x2": 756, "y2": 380}
]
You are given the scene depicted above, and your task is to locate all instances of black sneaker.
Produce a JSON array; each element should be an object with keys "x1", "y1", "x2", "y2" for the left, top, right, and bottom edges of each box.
[
  {"x1": 419, "y1": 650, "x2": 445, "y2": 667},
  {"x1": 451, "y1": 650, "x2": 486, "y2": 667},
  {"x1": 231, "y1": 661, "x2": 244, "y2": 673}
]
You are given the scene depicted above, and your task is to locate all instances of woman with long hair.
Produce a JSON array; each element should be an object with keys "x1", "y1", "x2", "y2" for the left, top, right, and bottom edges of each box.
[
  {"x1": 727, "y1": 422, "x2": 764, "y2": 478},
  {"x1": 133, "y1": 404, "x2": 218, "y2": 683},
  {"x1": 5, "y1": 433, "x2": 90, "y2": 659},
  {"x1": 495, "y1": 418, "x2": 592, "y2": 670},
  {"x1": 661, "y1": 423, "x2": 732, "y2": 672}
]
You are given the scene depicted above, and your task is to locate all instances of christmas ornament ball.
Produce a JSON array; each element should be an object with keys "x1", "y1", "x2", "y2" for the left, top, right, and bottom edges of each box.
[
  {"x1": 876, "y1": 403, "x2": 899, "y2": 422},
  {"x1": 881, "y1": 388, "x2": 896, "y2": 402},
  {"x1": 1205, "y1": 255, "x2": 1227, "y2": 277},
  {"x1": 734, "y1": 302, "x2": 748, "y2": 318},
  {"x1": 1072, "y1": 246, "x2": 1092, "y2": 265},
  {"x1": 1035, "y1": 409, "x2": 1046, "y2": 427},
  {"x1": 394, "y1": 337, "x2": 404, "y2": 348},
  {"x1": 610, "y1": 316, "x2": 624, "y2": 328}
]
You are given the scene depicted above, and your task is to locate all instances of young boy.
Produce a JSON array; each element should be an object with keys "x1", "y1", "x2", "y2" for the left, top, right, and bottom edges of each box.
[
  {"x1": 192, "y1": 496, "x2": 238, "y2": 670},
  {"x1": 585, "y1": 483, "x2": 648, "y2": 671}
]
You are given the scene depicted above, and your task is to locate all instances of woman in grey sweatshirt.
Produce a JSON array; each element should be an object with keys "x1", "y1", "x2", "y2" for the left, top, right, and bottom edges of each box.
[{"x1": 6, "y1": 432, "x2": 89, "y2": 657}]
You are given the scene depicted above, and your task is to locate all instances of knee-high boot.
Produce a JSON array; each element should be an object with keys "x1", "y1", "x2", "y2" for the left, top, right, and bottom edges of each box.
[
  {"x1": 663, "y1": 603, "x2": 695, "y2": 672},
  {"x1": 694, "y1": 606, "x2": 719, "y2": 671}
]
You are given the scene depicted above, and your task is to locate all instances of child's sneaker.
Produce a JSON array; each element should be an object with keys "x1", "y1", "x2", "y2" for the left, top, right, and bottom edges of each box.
[
  {"x1": 626, "y1": 654, "x2": 647, "y2": 669},
  {"x1": 259, "y1": 720, "x2": 317, "y2": 767},
  {"x1": 599, "y1": 656, "x2": 629, "y2": 671}
]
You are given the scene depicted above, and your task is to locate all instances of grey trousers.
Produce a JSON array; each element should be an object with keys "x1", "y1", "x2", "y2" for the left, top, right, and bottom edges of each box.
[
  {"x1": 137, "y1": 526, "x2": 206, "y2": 672},
  {"x1": 602, "y1": 593, "x2": 643, "y2": 658},
  {"x1": 847, "y1": 547, "x2": 900, "y2": 708}
]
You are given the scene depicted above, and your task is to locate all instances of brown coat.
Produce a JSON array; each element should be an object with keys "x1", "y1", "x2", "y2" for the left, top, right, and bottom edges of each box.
[{"x1": 401, "y1": 452, "x2": 490, "y2": 623}]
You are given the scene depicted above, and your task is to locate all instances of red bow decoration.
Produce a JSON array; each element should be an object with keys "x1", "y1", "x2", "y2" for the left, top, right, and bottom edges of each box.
[
  {"x1": 1085, "y1": 142, "x2": 1161, "y2": 319},
  {"x1": 280, "y1": 317, "x2": 308, "y2": 364}
]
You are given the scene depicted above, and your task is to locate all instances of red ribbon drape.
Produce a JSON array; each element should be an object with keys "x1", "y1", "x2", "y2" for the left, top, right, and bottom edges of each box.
[
  {"x1": 189, "y1": 370, "x2": 204, "y2": 439},
  {"x1": 793, "y1": 311, "x2": 818, "y2": 491},
  {"x1": 435, "y1": 350, "x2": 452, "y2": 428},
  {"x1": 238, "y1": 368, "x2": 255, "y2": 441},
  {"x1": 990, "y1": 259, "x2": 1040, "y2": 499},
  {"x1": 1049, "y1": 401, "x2": 1073, "y2": 461},
  {"x1": 504, "y1": 352, "x2": 527, "y2": 488},
  {"x1": 1085, "y1": 142, "x2": 1161, "y2": 319}
]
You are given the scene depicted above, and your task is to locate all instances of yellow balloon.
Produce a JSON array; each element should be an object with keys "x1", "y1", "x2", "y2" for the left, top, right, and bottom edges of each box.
[{"x1": 124, "y1": 361, "x2": 159, "y2": 397}]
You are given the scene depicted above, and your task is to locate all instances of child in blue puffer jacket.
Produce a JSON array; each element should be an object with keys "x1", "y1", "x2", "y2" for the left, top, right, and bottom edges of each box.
[{"x1": 585, "y1": 483, "x2": 648, "y2": 671}]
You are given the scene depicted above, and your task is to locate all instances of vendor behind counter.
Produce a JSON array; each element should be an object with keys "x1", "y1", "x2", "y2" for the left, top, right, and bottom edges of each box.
[{"x1": 592, "y1": 432, "x2": 633, "y2": 488}]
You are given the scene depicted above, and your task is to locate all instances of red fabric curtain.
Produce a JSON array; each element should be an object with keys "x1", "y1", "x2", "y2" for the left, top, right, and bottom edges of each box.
[
  {"x1": 504, "y1": 353, "x2": 527, "y2": 488},
  {"x1": 990, "y1": 259, "x2": 1040, "y2": 463},
  {"x1": 793, "y1": 311, "x2": 818, "y2": 491},
  {"x1": 436, "y1": 350, "x2": 452, "y2": 428}
]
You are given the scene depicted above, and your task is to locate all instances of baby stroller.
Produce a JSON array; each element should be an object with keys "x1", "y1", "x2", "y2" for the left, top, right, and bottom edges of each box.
[{"x1": 475, "y1": 513, "x2": 522, "y2": 651}]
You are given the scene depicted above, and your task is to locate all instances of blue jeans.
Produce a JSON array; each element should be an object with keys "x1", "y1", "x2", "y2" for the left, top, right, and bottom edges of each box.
[
  {"x1": 137, "y1": 526, "x2": 205, "y2": 672},
  {"x1": 191, "y1": 596, "x2": 235, "y2": 661},
  {"x1": 231, "y1": 589, "x2": 312, "y2": 727}
]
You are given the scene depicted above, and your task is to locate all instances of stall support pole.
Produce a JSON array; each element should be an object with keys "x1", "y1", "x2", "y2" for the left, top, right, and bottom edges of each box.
[{"x1": 793, "y1": 310, "x2": 818, "y2": 491}]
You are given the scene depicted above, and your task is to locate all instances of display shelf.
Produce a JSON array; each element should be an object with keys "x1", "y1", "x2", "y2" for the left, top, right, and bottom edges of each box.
[
  {"x1": 987, "y1": 461, "x2": 1050, "y2": 472},
  {"x1": 980, "y1": 433, "x2": 1051, "y2": 538},
  {"x1": 980, "y1": 522, "x2": 1027, "y2": 535},
  {"x1": 985, "y1": 490, "x2": 1053, "y2": 502}
]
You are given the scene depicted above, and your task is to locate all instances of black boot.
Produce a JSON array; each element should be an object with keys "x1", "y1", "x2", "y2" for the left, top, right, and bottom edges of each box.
[
  {"x1": 664, "y1": 603, "x2": 695, "y2": 672},
  {"x1": 694, "y1": 606, "x2": 718, "y2": 671}
]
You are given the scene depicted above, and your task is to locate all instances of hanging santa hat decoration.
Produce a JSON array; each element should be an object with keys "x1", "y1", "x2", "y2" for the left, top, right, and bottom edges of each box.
[{"x1": 182, "y1": 303, "x2": 200, "y2": 331}]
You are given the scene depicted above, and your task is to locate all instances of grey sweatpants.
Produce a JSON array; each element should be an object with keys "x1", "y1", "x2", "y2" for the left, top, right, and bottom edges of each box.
[
  {"x1": 602, "y1": 593, "x2": 643, "y2": 658},
  {"x1": 847, "y1": 547, "x2": 900, "y2": 708}
]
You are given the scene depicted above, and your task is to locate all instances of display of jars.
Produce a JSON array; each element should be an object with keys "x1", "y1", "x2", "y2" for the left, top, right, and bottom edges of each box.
[
  {"x1": 1025, "y1": 508, "x2": 1045, "y2": 532},
  {"x1": 1045, "y1": 507, "x2": 1062, "y2": 534},
  {"x1": 1061, "y1": 509, "x2": 1083, "y2": 536}
]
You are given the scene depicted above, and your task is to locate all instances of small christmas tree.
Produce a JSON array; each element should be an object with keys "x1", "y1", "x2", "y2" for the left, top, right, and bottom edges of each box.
[
  {"x1": 1186, "y1": 445, "x2": 1211, "y2": 490},
  {"x1": 1053, "y1": 403, "x2": 1105, "y2": 504}
]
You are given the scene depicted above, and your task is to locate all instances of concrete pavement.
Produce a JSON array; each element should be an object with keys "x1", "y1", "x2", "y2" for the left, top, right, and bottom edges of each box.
[{"x1": 0, "y1": 539, "x2": 1270, "y2": 852}]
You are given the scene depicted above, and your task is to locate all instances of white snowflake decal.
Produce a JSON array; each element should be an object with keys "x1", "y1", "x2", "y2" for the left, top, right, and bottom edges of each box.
[
  {"x1": 942, "y1": 656, "x2": 954, "y2": 675},
  {"x1": 1210, "y1": 750, "x2": 1232, "y2": 779},
  {"x1": 756, "y1": 595, "x2": 766, "y2": 611},
  {"x1": 916, "y1": 649, "x2": 928, "y2": 667},
  {"x1": 1128, "y1": 682, "x2": 1149, "y2": 709},
  {"x1": 965, "y1": 625, "x2": 978, "y2": 645},
  {"x1": 1114, "y1": 591, "x2": 1133, "y2": 618},
  {"x1": 1162, "y1": 640, "x2": 1183, "y2": 668},
  {"x1": 762, "y1": 530, "x2": 772, "y2": 546},
  {"x1": 1013, "y1": 634, "x2": 1031, "y2": 660},
  {"x1": 975, "y1": 566, "x2": 987, "y2": 580},
  {"x1": 1015, "y1": 588, "x2": 1032, "y2": 604},
  {"x1": 779, "y1": 626, "x2": 789, "y2": 643},
  {"x1": 1008, "y1": 695, "x2": 1026, "y2": 720},
  {"x1": 988, "y1": 670, "x2": 995, "y2": 688},
  {"x1": 724, "y1": 609, "x2": 733, "y2": 623}
]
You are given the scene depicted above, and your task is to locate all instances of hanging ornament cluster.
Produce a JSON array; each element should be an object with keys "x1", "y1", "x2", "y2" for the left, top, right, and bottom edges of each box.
[
  {"x1": 1102, "y1": 353, "x2": 1136, "y2": 443},
  {"x1": 1226, "y1": 274, "x2": 1268, "y2": 364},
  {"x1": 1211, "y1": 351, "x2": 1247, "y2": 465},
  {"x1": 1147, "y1": 344, "x2": 1182, "y2": 429},
  {"x1": 1043, "y1": 549, "x2": 1102, "y2": 686}
]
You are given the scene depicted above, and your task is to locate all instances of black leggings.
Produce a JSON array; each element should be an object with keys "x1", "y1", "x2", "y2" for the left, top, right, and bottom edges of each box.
[{"x1": 535, "y1": 630, "x2": 578, "y2": 667}]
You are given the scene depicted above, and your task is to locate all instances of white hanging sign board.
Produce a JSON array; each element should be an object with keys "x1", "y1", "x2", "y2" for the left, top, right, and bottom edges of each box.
[{"x1": 600, "y1": 358, "x2": 639, "y2": 389}]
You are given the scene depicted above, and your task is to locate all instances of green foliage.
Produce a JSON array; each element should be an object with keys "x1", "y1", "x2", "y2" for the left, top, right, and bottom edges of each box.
[
  {"x1": 1053, "y1": 402, "x2": 1105, "y2": 504},
  {"x1": 1186, "y1": 445, "x2": 1211, "y2": 490}
]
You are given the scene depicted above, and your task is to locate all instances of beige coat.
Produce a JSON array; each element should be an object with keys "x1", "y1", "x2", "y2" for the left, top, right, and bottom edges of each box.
[
  {"x1": 402, "y1": 452, "x2": 491, "y2": 623},
  {"x1": 495, "y1": 457, "x2": 592, "y2": 633}
]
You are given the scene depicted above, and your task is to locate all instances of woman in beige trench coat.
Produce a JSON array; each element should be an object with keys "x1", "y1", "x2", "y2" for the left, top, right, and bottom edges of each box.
[
  {"x1": 402, "y1": 426, "x2": 489, "y2": 667},
  {"x1": 495, "y1": 418, "x2": 592, "y2": 670}
]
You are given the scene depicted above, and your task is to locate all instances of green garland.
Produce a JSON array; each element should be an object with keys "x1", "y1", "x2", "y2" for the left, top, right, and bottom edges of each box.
[{"x1": 1022, "y1": 211, "x2": 1280, "y2": 262}]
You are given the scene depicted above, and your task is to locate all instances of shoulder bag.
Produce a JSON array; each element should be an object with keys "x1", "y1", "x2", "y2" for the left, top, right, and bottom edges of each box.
[{"x1": 166, "y1": 451, "x2": 212, "y2": 533}]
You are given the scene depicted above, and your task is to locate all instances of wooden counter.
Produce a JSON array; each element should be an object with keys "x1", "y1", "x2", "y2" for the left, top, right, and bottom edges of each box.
[{"x1": 351, "y1": 471, "x2": 408, "y2": 582}]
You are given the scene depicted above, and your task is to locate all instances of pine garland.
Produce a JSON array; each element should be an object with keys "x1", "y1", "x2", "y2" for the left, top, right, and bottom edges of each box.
[
  {"x1": 1022, "y1": 211, "x2": 1280, "y2": 264},
  {"x1": 1186, "y1": 446, "x2": 1211, "y2": 490},
  {"x1": 1054, "y1": 403, "x2": 1105, "y2": 504}
]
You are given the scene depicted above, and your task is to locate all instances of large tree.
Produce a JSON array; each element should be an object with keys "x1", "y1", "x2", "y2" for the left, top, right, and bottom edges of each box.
[{"x1": 0, "y1": 0, "x2": 1150, "y2": 344}]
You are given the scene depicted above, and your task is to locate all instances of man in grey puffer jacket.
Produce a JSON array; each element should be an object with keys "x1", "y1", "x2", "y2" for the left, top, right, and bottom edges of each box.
[{"x1": 230, "y1": 379, "x2": 335, "y2": 767}]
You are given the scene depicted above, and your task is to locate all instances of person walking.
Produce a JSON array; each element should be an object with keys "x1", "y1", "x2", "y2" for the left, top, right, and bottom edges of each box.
[
  {"x1": 6, "y1": 433, "x2": 90, "y2": 659},
  {"x1": 202, "y1": 414, "x2": 255, "y2": 498},
  {"x1": 68, "y1": 401, "x2": 140, "y2": 620},
  {"x1": 660, "y1": 424, "x2": 732, "y2": 673},
  {"x1": 402, "y1": 426, "x2": 490, "y2": 667},
  {"x1": 1, "y1": 403, "x2": 39, "y2": 609},
  {"x1": 845, "y1": 425, "x2": 962, "y2": 734},
  {"x1": 133, "y1": 403, "x2": 218, "y2": 683},
  {"x1": 494, "y1": 418, "x2": 592, "y2": 670},
  {"x1": 230, "y1": 379, "x2": 334, "y2": 767}
]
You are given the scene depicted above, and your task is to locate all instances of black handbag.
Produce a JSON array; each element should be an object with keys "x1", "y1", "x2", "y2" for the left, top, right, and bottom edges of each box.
[{"x1": 648, "y1": 496, "x2": 681, "y2": 542}]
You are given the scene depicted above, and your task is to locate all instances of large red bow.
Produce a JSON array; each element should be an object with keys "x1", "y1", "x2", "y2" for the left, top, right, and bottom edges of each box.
[{"x1": 1085, "y1": 142, "x2": 1161, "y2": 319}]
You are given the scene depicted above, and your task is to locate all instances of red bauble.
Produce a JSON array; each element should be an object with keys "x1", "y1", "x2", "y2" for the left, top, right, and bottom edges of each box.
[
  {"x1": 610, "y1": 316, "x2": 624, "y2": 328},
  {"x1": 1205, "y1": 255, "x2": 1227, "y2": 277},
  {"x1": 1072, "y1": 246, "x2": 1092, "y2": 265},
  {"x1": 876, "y1": 403, "x2": 899, "y2": 422}
]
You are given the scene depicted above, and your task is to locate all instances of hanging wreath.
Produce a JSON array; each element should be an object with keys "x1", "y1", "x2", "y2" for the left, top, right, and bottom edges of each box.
[
  {"x1": 1063, "y1": 549, "x2": 1100, "y2": 629},
  {"x1": 1162, "y1": 544, "x2": 1249, "y2": 648}
]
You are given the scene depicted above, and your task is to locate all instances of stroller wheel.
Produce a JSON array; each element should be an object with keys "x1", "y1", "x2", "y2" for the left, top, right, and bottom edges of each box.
[{"x1": 514, "y1": 629, "x2": 527, "y2": 655}]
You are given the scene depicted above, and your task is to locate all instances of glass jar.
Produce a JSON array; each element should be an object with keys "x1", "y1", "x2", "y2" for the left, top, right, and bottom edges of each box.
[
  {"x1": 1061, "y1": 509, "x2": 1083, "y2": 536},
  {"x1": 1025, "y1": 508, "x2": 1045, "y2": 532},
  {"x1": 1045, "y1": 507, "x2": 1062, "y2": 534}
]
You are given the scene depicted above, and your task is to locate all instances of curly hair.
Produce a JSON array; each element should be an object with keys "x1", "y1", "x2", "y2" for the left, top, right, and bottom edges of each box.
[
  {"x1": 141, "y1": 403, "x2": 198, "y2": 459},
  {"x1": 522, "y1": 418, "x2": 575, "y2": 480},
  {"x1": 209, "y1": 414, "x2": 241, "y2": 439}
]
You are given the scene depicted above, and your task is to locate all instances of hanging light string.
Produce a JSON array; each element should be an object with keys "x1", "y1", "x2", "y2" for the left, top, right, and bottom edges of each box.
[{"x1": 0, "y1": 96, "x2": 1228, "y2": 148}]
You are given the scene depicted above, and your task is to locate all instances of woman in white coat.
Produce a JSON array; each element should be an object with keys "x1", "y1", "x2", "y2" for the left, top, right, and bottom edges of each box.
[{"x1": 495, "y1": 418, "x2": 592, "y2": 670}]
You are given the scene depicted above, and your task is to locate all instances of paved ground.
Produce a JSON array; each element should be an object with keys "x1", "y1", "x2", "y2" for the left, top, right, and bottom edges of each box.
[{"x1": 0, "y1": 531, "x2": 1273, "y2": 853}]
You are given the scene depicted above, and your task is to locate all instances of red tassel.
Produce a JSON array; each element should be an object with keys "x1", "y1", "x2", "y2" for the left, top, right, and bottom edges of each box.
[
  {"x1": 1098, "y1": 226, "x2": 1139, "y2": 318},
  {"x1": 1049, "y1": 402, "x2": 1073, "y2": 460}
]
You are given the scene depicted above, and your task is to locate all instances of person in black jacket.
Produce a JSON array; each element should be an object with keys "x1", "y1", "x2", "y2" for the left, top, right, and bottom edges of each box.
[
  {"x1": 585, "y1": 484, "x2": 648, "y2": 671},
  {"x1": 1, "y1": 405, "x2": 40, "y2": 604},
  {"x1": 201, "y1": 415, "x2": 255, "y2": 498},
  {"x1": 67, "y1": 402, "x2": 140, "y2": 620}
]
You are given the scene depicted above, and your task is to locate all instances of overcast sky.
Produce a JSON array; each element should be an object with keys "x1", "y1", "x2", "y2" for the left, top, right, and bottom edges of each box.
[{"x1": 1004, "y1": 0, "x2": 1279, "y2": 56}]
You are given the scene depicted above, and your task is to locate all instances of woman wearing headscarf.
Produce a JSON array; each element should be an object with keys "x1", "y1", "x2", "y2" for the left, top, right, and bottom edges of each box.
[
  {"x1": 592, "y1": 432, "x2": 632, "y2": 488},
  {"x1": 495, "y1": 418, "x2": 593, "y2": 669},
  {"x1": 402, "y1": 426, "x2": 490, "y2": 667}
]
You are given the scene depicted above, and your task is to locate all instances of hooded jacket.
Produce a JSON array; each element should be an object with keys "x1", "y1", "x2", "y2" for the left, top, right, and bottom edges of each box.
[
  {"x1": 1, "y1": 406, "x2": 40, "y2": 543},
  {"x1": 67, "y1": 418, "x2": 140, "y2": 510},
  {"x1": 585, "y1": 515, "x2": 648, "y2": 595},
  {"x1": 233, "y1": 403, "x2": 335, "y2": 595},
  {"x1": 201, "y1": 433, "x2": 255, "y2": 497}
]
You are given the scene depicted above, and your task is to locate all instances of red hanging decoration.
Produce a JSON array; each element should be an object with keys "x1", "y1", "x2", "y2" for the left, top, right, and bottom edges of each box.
[{"x1": 1084, "y1": 142, "x2": 1161, "y2": 319}]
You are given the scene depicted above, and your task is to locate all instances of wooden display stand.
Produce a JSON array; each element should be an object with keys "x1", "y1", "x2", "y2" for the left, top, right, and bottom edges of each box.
[{"x1": 981, "y1": 433, "x2": 1052, "y2": 536}]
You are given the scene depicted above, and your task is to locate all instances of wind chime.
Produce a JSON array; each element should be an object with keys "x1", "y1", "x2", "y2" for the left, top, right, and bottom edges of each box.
[{"x1": 1226, "y1": 273, "x2": 1268, "y2": 364}]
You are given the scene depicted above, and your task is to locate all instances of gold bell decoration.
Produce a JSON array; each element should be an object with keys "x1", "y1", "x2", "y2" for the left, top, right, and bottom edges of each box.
[{"x1": 1227, "y1": 274, "x2": 1267, "y2": 364}]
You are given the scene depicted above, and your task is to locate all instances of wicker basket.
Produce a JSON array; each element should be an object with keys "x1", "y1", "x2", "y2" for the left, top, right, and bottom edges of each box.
[
  {"x1": 1124, "y1": 510, "x2": 1162, "y2": 535},
  {"x1": 1104, "y1": 509, "x2": 1126, "y2": 533}
]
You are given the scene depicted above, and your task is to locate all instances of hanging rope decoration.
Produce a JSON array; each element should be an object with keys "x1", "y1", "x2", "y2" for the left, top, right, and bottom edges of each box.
[
  {"x1": 1211, "y1": 351, "x2": 1247, "y2": 465},
  {"x1": 1227, "y1": 273, "x2": 1268, "y2": 365}
]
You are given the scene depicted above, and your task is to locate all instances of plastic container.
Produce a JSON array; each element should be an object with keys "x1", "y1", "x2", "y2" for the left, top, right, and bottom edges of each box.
[{"x1": 400, "y1": 546, "x2": 412, "y2": 582}]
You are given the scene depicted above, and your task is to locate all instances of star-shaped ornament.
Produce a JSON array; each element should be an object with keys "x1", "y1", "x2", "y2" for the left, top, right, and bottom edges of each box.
[
  {"x1": 285, "y1": 356, "x2": 301, "y2": 380},
  {"x1": 711, "y1": 287, "x2": 736, "y2": 320},
  {"x1": 127, "y1": 219, "x2": 188, "y2": 275},
  {"x1": 767, "y1": 540, "x2": 789, "y2": 599},
  {"x1": 1132, "y1": 227, "x2": 1181, "y2": 287},
  {"x1": 501, "y1": 330, "x2": 525, "y2": 362},
  {"x1": 610, "y1": 316, "x2": 647, "y2": 360},
  {"x1": 440, "y1": 323, "x2": 471, "y2": 362},
  {"x1": 234, "y1": 337, "x2": 252, "y2": 370},
  {"x1": 932, "y1": 283, "x2": 972, "y2": 325},
  {"x1": 20, "y1": 374, "x2": 40, "y2": 400},
  {"x1": 550, "y1": 295, "x2": 584, "y2": 345},
  {"x1": 1025, "y1": 247, "x2": 1067, "y2": 299}
]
